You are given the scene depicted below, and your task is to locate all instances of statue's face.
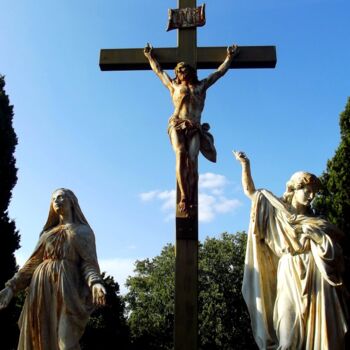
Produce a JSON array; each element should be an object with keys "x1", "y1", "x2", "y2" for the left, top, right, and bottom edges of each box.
[
  {"x1": 293, "y1": 184, "x2": 316, "y2": 207},
  {"x1": 52, "y1": 190, "x2": 70, "y2": 215},
  {"x1": 176, "y1": 64, "x2": 192, "y2": 82},
  {"x1": 177, "y1": 67, "x2": 189, "y2": 81}
]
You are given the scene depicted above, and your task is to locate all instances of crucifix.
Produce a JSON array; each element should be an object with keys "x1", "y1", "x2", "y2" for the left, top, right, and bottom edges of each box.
[{"x1": 100, "y1": 1, "x2": 276, "y2": 349}]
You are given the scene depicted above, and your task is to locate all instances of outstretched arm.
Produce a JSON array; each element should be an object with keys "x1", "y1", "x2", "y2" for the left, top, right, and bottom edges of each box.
[
  {"x1": 203, "y1": 44, "x2": 239, "y2": 89},
  {"x1": 233, "y1": 151, "x2": 256, "y2": 199},
  {"x1": 144, "y1": 43, "x2": 173, "y2": 92},
  {"x1": 0, "y1": 238, "x2": 44, "y2": 309}
]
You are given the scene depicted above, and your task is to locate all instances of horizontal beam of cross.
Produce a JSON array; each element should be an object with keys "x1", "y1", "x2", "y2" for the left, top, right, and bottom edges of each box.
[{"x1": 99, "y1": 46, "x2": 277, "y2": 71}]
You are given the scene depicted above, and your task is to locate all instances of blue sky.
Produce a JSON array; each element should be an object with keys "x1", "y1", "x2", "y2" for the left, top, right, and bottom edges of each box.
[{"x1": 1, "y1": 0, "x2": 350, "y2": 293}]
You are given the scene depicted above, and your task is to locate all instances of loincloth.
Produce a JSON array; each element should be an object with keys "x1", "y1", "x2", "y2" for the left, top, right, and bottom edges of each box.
[{"x1": 167, "y1": 116, "x2": 217, "y2": 162}]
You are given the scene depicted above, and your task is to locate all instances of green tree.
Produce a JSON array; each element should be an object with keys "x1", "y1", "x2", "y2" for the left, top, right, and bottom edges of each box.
[
  {"x1": 80, "y1": 273, "x2": 131, "y2": 350},
  {"x1": 0, "y1": 75, "x2": 21, "y2": 349},
  {"x1": 198, "y1": 232, "x2": 255, "y2": 350},
  {"x1": 125, "y1": 244, "x2": 175, "y2": 350},
  {"x1": 125, "y1": 233, "x2": 256, "y2": 350},
  {"x1": 314, "y1": 97, "x2": 350, "y2": 235},
  {"x1": 314, "y1": 98, "x2": 350, "y2": 284}
]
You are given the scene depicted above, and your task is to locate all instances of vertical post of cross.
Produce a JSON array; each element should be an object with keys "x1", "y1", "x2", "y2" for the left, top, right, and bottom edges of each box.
[
  {"x1": 175, "y1": 1, "x2": 198, "y2": 349},
  {"x1": 177, "y1": 0, "x2": 197, "y2": 66},
  {"x1": 175, "y1": 211, "x2": 198, "y2": 350}
]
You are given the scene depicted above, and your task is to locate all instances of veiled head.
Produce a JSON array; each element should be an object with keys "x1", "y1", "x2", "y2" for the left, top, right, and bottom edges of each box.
[
  {"x1": 283, "y1": 172, "x2": 321, "y2": 205},
  {"x1": 41, "y1": 188, "x2": 89, "y2": 234}
]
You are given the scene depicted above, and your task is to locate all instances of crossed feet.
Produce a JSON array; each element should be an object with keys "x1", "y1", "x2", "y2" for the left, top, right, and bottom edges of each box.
[
  {"x1": 178, "y1": 197, "x2": 188, "y2": 214},
  {"x1": 178, "y1": 196, "x2": 196, "y2": 217}
]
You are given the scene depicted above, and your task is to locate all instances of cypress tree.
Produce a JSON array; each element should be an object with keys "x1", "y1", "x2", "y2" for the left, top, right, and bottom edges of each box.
[
  {"x1": 0, "y1": 74, "x2": 21, "y2": 349},
  {"x1": 314, "y1": 97, "x2": 350, "y2": 313},
  {"x1": 315, "y1": 97, "x2": 350, "y2": 235}
]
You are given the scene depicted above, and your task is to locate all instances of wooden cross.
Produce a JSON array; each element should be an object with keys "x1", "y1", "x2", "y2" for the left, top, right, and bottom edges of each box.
[
  {"x1": 100, "y1": 4, "x2": 276, "y2": 72},
  {"x1": 99, "y1": 1, "x2": 276, "y2": 349}
]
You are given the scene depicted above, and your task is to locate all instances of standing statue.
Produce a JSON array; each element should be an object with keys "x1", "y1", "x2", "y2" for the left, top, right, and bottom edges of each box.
[
  {"x1": 0, "y1": 188, "x2": 106, "y2": 350},
  {"x1": 144, "y1": 44, "x2": 239, "y2": 214},
  {"x1": 234, "y1": 151, "x2": 348, "y2": 350}
]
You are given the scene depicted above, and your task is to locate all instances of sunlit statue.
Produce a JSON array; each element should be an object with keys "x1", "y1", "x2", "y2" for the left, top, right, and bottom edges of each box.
[
  {"x1": 144, "y1": 43, "x2": 239, "y2": 214},
  {"x1": 234, "y1": 151, "x2": 348, "y2": 350},
  {"x1": 0, "y1": 188, "x2": 106, "y2": 350}
]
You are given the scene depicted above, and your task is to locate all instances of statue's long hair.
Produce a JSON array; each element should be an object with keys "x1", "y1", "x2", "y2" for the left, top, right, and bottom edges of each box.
[
  {"x1": 282, "y1": 171, "x2": 321, "y2": 204},
  {"x1": 173, "y1": 62, "x2": 199, "y2": 84},
  {"x1": 40, "y1": 188, "x2": 90, "y2": 235}
]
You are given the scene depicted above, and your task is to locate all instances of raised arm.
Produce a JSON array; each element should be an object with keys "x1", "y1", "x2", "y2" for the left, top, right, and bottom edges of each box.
[
  {"x1": 203, "y1": 44, "x2": 239, "y2": 89},
  {"x1": 233, "y1": 151, "x2": 256, "y2": 199},
  {"x1": 144, "y1": 43, "x2": 173, "y2": 92}
]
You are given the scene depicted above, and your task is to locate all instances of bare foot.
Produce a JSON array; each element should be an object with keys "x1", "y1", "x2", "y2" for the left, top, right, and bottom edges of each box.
[{"x1": 178, "y1": 197, "x2": 188, "y2": 214}]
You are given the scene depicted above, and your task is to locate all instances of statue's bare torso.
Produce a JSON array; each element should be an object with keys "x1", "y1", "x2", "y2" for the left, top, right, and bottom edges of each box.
[
  {"x1": 171, "y1": 82, "x2": 206, "y2": 124},
  {"x1": 144, "y1": 43, "x2": 239, "y2": 213}
]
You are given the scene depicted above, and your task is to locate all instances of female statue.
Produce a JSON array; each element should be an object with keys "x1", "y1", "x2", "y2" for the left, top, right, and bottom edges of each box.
[
  {"x1": 144, "y1": 44, "x2": 239, "y2": 214},
  {"x1": 234, "y1": 151, "x2": 348, "y2": 349},
  {"x1": 0, "y1": 188, "x2": 106, "y2": 350}
]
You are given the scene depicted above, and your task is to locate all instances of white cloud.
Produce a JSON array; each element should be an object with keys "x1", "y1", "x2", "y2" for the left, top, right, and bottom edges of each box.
[
  {"x1": 140, "y1": 190, "x2": 176, "y2": 213},
  {"x1": 139, "y1": 190, "x2": 160, "y2": 201},
  {"x1": 199, "y1": 172, "x2": 228, "y2": 191},
  {"x1": 158, "y1": 190, "x2": 176, "y2": 211},
  {"x1": 140, "y1": 172, "x2": 241, "y2": 223},
  {"x1": 215, "y1": 197, "x2": 241, "y2": 213},
  {"x1": 198, "y1": 193, "x2": 216, "y2": 222},
  {"x1": 198, "y1": 193, "x2": 242, "y2": 222}
]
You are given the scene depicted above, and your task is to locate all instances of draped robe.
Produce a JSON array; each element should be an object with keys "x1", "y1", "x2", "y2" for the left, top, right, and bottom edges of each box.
[
  {"x1": 6, "y1": 224, "x2": 102, "y2": 350},
  {"x1": 242, "y1": 190, "x2": 348, "y2": 350}
]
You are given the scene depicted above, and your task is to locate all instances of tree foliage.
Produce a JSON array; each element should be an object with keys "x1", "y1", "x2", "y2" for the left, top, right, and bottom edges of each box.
[
  {"x1": 314, "y1": 97, "x2": 350, "y2": 236},
  {"x1": 125, "y1": 232, "x2": 256, "y2": 350},
  {"x1": 80, "y1": 273, "x2": 131, "y2": 350},
  {"x1": 0, "y1": 74, "x2": 21, "y2": 349},
  {"x1": 314, "y1": 98, "x2": 350, "y2": 285},
  {"x1": 125, "y1": 244, "x2": 175, "y2": 350},
  {"x1": 198, "y1": 232, "x2": 255, "y2": 349}
]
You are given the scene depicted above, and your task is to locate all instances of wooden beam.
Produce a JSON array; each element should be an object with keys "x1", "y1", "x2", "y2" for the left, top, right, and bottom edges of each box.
[
  {"x1": 197, "y1": 46, "x2": 277, "y2": 69},
  {"x1": 100, "y1": 48, "x2": 177, "y2": 71},
  {"x1": 99, "y1": 46, "x2": 277, "y2": 71}
]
